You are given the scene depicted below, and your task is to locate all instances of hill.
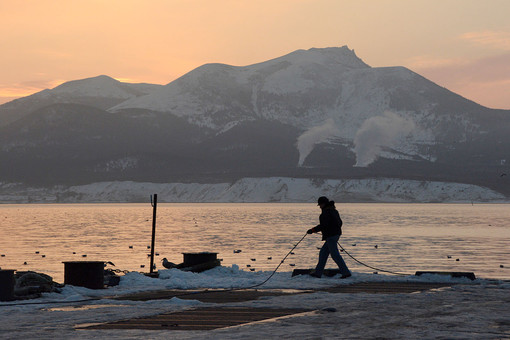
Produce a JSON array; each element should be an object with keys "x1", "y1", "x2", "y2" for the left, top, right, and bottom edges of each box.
[{"x1": 1, "y1": 46, "x2": 509, "y2": 202}]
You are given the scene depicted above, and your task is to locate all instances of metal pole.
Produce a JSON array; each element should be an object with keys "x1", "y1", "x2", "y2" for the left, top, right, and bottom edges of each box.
[{"x1": 150, "y1": 194, "x2": 157, "y2": 274}]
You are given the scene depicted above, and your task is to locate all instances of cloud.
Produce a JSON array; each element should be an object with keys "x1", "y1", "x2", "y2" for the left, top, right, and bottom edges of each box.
[
  {"x1": 296, "y1": 118, "x2": 340, "y2": 166},
  {"x1": 0, "y1": 79, "x2": 65, "y2": 104},
  {"x1": 409, "y1": 52, "x2": 510, "y2": 109},
  {"x1": 353, "y1": 111, "x2": 415, "y2": 167},
  {"x1": 112, "y1": 77, "x2": 140, "y2": 83},
  {"x1": 409, "y1": 52, "x2": 510, "y2": 82},
  {"x1": 423, "y1": 53, "x2": 510, "y2": 83},
  {"x1": 406, "y1": 55, "x2": 467, "y2": 69},
  {"x1": 460, "y1": 31, "x2": 510, "y2": 51},
  {"x1": 0, "y1": 86, "x2": 43, "y2": 100}
]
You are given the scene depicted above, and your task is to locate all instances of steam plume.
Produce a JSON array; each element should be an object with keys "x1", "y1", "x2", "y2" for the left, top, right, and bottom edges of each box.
[
  {"x1": 353, "y1": 111, "x2": 415, "y2": 167},
  {"x1": 297, "y1": 119, "x2": 340, "y2": 166}
]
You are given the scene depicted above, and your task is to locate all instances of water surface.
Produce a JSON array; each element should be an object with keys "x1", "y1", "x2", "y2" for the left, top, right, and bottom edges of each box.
[{"x1": 1, "y1": 203, "x2": 508, "y2": 282}]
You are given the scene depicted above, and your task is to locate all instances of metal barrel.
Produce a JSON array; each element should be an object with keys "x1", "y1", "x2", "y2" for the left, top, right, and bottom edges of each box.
[
  {"x1": 182, "y1": 252, "x2": 218, "y2": 267},
  {"x1": 0, "y1": 269, "x2": 15, "y2": 301}
]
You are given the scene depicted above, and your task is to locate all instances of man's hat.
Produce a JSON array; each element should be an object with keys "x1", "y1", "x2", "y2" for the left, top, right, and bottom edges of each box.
[{"x1": 317, "y1": 196, "x2": 329, "y2": 205}]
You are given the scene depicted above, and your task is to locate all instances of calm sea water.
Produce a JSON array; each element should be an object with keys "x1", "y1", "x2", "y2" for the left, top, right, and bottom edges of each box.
[{"x1": 0, "y1": 203, "x2": 509, "y2": 283}]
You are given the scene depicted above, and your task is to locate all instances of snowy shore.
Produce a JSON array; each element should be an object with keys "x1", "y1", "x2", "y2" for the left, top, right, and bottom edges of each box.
[
  {"x1": 1, "y1": 267, "x2": 509, "y2": 339},
  {"x1": 1, "y1": 177, "x2": 506, "y2": 203}
]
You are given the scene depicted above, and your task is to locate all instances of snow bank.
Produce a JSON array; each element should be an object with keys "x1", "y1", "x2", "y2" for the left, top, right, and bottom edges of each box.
[
  {"x1": 1, "y1": 177, "x2": 505, "y2": 203},
  {"x1": 0, "y1": 265, "x2": 481, "y2": 307},
  {"x1": 1, "y1": 266, "x2": 508, "y2": 339}
]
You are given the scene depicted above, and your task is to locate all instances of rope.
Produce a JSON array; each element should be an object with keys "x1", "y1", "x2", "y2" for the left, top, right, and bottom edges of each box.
[
  {"x1": 337, "y1": 242, "x2": 410, "y2": 276},
  {"x1": 172, "y1": 232, "x2": 309, "y2": 298},
  {"x1": 244, "y1": 232, "x2": 308, "y2": 289},
  {"x1": 1, "y1": 233, "x2": 309, "y2": 306},
  {"x1": 2, "y1": 233, "x2": 414, "y2": 306}
]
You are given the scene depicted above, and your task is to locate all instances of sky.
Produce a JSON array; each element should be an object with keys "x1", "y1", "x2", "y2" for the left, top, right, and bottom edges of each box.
[{"x1": 1, "y1": 0, "x2": 509, "y2": 109}]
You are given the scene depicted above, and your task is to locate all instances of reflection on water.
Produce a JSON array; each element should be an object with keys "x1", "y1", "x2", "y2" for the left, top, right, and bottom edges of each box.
[{"x1": 0, "y1": 203, "x2": 509, "y2": 282}]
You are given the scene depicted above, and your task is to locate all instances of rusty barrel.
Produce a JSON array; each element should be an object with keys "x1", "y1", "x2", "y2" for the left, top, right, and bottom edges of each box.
[
  {"x1": 0, "y1": 269, "x2": 16, "y2": 301},
  {"x1": 63, "y1": 261, "x2": 104, "y2": 289}
]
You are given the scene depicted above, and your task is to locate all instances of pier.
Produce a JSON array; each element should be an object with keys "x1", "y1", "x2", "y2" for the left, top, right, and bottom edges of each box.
[{"x1": 79, "y1": 281, "x2": 453, "y2": 331}]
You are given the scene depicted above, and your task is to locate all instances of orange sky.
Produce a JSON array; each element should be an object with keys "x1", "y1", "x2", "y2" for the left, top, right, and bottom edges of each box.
[{"x1": 1, "y1": 0, "x2": 509, "y2": 109}]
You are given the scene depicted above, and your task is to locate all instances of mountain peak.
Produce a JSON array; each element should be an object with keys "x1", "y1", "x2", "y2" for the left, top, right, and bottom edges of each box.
[
  {"x1": 53, "y1": 75, "x2": 119, "y2": 91},
  {"x1": 109, "y1": 46, "x2": 373, "y2": 123},
  {"x1": 51, "y1": 75, "x2": 140, "y2": 99},
  {"x1": 269, "y1": 45, "x2": 369, "y2": 70}
]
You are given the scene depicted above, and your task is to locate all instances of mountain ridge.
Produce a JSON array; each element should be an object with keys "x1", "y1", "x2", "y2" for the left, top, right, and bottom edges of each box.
[
  {"x1": 1, "y1": 46, "x2": 509, "y2": 201},
  {"x1": 0, "y1": 75, "x2": 163, "y2": 127}
]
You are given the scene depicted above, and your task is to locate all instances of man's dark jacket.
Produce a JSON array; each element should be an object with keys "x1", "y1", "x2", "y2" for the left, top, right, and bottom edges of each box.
[{"x1": 313, "y1": 205, "x2": 343, "y2": 240}]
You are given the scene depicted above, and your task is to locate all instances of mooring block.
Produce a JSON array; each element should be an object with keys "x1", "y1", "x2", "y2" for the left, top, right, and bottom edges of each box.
[{"x1": 415, "y1": 271, "x2": 476, "y2": 280}]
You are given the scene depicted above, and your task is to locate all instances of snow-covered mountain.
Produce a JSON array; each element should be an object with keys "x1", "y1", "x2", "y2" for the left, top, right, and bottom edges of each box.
[
  {"x1": 110, "y1": 47, "x2": 371, "y2": 130},
  {"x1": 108, "y1": 46, "x2": 508, "y2": 169},
  {"x1": 1, "y1": 46, "x2": 509, "y2": 201},
  {"x1": 0, "y1": 75, "x2": 162, "y2": 126}
]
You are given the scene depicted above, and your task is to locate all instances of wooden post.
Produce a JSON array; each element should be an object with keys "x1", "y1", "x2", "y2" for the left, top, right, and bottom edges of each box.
[{"x1": 149, "y1": 194, "x2": 157, "y2": 274}]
